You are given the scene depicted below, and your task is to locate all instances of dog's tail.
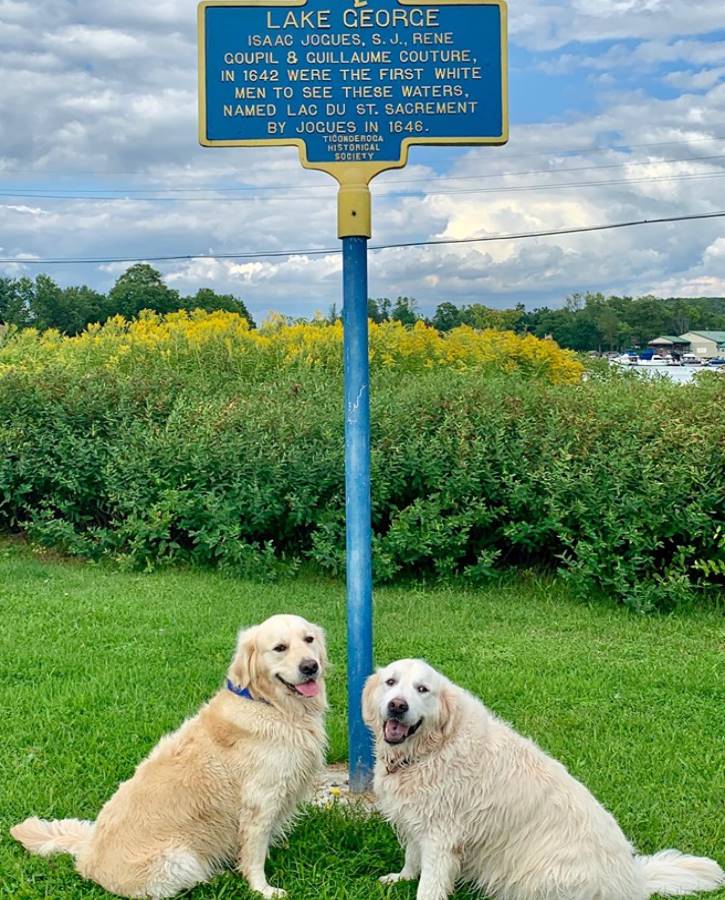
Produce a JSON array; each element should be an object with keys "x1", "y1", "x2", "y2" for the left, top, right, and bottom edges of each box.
[
  {"x1": 10, "y1": 817, "x2": 94, "y2": 859},
  {"x1": 638, "y1": 849, "x2": 724, "y2": 896}
]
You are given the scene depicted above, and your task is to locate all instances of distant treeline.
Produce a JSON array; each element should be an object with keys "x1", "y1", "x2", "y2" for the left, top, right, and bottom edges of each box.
[
  {"x1": 354, "y1": 293, "x2": 725, "y2": 352},
  {"x1": 0, "y1": 264, "x2": 254, "y2": 334},
  {"x1": 2, "y1": 263, "x2": 724, "y2": 352}
]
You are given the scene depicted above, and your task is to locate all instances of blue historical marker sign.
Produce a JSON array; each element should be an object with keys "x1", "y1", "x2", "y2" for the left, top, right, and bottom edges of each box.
[{"x1": 199, "y1": 0, "x2": 508, "y2": 174}]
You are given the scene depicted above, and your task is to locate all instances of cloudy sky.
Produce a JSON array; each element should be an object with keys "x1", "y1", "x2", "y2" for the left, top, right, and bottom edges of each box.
[{"x1": 1, "y1": 0, "x2": 724, "y2": 322}]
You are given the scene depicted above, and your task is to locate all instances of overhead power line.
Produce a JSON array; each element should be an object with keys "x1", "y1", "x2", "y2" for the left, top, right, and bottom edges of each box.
[
  {"x1": 2, "y1": 132, "x2": 725, "y2": 181},
  {"x1": 2, "y1": 210, "x2": 723, "y2": 266},
  {"x1": 376, "y1": 151, "x2": 725, "y2": 186},
  {"x1": 4, "y1": 152, "x2": 725, "y2": 196},
  {"x1": 412, "y1": 170, "x2": 725, "y2": 197},
  {"x1": 2, "y1": 168, "x2": 725, "y2": 204}
]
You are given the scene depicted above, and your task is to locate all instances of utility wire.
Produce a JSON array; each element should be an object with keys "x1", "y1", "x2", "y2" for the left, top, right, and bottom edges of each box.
[
  {"x1": 3, "y1": 132, "x2": 725, "y2": 180},
  {"x1": 5, "y1": 152, "x2": 725, "y2": 195},
  {"x1": 408, "y1": 171, "x2": 725, "y2": 197},
  {"x1": 374, "y1": 151, "x2": 725, "y2": 186},
  {"x1": 3, "y1": 210, "x2": 723, "y2": 266},
  {"x1": 3, "y1": 169, "x2": 725, "y2": 203}
]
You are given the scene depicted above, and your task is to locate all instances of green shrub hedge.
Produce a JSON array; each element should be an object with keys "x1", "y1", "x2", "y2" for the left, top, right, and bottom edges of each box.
[{"x1": 0, "y1": 361, "x2": 722, "y2": 611}]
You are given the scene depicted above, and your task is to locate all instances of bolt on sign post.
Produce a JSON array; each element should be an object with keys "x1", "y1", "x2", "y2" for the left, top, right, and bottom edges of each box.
[{"x1": 198, "y1": 0, "x2": 508, "y2": 791}]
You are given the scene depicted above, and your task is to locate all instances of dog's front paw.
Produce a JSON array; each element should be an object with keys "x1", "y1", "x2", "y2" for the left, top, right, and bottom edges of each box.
[
  {"x1": 258, "y1": 887, "x2": 286, "y2": 899},
  {"x1": 379, "y1": 872, "x2": 406, "y2": 885}
]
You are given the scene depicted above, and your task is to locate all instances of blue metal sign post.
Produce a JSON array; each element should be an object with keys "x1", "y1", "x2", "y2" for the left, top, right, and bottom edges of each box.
[
  {"x1": 199, "y1": 0, "x2": 507, "y2": 791},
  {"x1": 342, "y1": 235, "x2": 374, "y2": 789}
]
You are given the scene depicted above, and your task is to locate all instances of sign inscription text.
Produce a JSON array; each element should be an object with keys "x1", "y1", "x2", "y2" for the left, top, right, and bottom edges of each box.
[{"x1": 199, "y1": 0, "x2": 507, "y2": 168}]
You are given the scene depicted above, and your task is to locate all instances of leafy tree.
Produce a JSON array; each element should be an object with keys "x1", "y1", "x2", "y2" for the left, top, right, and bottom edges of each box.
[
  {"x1": 107, "y1": 264, "x2": 180, "y2": 319},
  {"x1": 2, "y1": 267, "x2": 723, "y2": 348},
  {"x1": 0, "y1": 277, "x2": 31, "y2": 328},
  {"x1": 391, "y1": 296, "x2": 418, "y2": 327},
  {"x1": 367, "y1": 298, "x2": 384, "y2": 323},
  {"x1": 27, "y1": 276, "x2": 107, "y2": 334},
  {"x1": 432, "y1": 301, "x2": 463, "y2": 332},
  {"x1": 463, "y1": 303, "x2": 523, "y2": 332},
  {"x1": 594, "y1": 307, "x2": 623, "y2": 351},
  {"x1": 670, "y1": 300, "x2": 693, "y2": 336},
  {"x1": 58, "y1": 285, "x2": 109, "y2": 334},
  {"x1": 619, "y1": 296, "x2": 667, "y2": 346},
  {"x1": 368, "y1": 297, "x2": 393, "y2": 323},
  {"x1": 565, "y1": 292, "x2": 586, "y2": 313},
  {"x1": 26, "y1": 274, "x2": 63, "y2": 331},
  {"x1": 183, "y1": 287, "x2": 254, "y2": 327}
]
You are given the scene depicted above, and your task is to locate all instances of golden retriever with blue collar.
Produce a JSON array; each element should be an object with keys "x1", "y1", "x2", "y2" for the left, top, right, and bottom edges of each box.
[
  {"x1": 12, "y1": 614, "x2": 327, "y2": 899},
  {"x1": 364, "y1": 658, "x2": 723, "y2": 900}
]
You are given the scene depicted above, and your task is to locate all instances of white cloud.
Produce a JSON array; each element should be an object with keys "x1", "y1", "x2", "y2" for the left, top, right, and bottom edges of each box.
[
  {"x1": 702, "y1": 236, "x2": 725, "y2": 270},
  {"x1": 0, "y1": 0, "x2": 724, "y2": 316},
  {"x1": 44, "y1": 26, "x2": 149, "y2": 60},
  {"x1": 542, "y1": 39, "x2": 725, "y2": 76},
  {"x1": 665, "y1": 67, "x2": 725, "y2": 92},
  {"x1": 1, "y1": 204, "x2": 48, "y2": 215},
  {"x1": 512, "y1": 0, "x2": 725, "y2": 50}
]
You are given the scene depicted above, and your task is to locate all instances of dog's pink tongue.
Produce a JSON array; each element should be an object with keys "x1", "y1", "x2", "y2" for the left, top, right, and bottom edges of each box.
[
  {"x1": 384, "y1": 719, "x2": 409, "y2": 741},
  {"x1": 295, "y1": 680, "x2": 320, "y2": 697}
]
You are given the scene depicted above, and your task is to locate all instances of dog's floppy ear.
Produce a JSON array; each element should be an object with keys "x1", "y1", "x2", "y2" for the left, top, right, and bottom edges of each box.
[
  {"x1": 361, "y1": 671, "x2": 382, "y2": 728},
  {"x1": 228, "y1": 625, "x2": 259, "y2": 689},
  {"x1": 438, "y1": 681, "x2": 459, "y2": 739},
  {"x1": 313, "y1": 624, "x2": 329, "y2": 672}
]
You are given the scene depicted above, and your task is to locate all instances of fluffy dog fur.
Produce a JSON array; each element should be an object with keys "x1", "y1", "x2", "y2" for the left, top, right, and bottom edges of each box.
[
  {"x1": 363, "y1": 659, "x2": 724, "y2": 900},
  {"x1": 11, "y1": 614, "x2": 328, "y2": 899}
]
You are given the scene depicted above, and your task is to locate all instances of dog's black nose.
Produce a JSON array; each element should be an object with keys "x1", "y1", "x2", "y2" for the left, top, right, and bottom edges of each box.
[
  {"x1": 299, "y1": 658, "x2": 319, "y2": 677},
  {"x1": 388, "y1": 698, "x2": 408, "y2": 717}
]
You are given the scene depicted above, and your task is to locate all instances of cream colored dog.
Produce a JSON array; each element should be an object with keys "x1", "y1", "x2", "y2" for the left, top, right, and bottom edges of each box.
[
  {"x1": 363, "y1": 659, "x2": 724, "y2": 900},
  {"x1": 11, "y1": 614, "x2": 328, "y2": 899}
]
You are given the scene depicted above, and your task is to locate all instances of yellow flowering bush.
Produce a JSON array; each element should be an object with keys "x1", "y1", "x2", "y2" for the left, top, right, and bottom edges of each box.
[
  {"x1": 0, "y1": 309, "x2": 583, "y2": 384},
  {"x1": 0, "y1": 307, "x2": 721, "y2": 610}
]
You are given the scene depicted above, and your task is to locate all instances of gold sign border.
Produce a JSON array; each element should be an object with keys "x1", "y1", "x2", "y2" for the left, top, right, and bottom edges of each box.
[{"x1": 198, "y1": 0, "x2": 508, "y2": 187}]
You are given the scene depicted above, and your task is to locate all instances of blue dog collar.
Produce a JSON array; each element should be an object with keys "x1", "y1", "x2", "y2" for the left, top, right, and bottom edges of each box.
[
  {"x1": 226, "y1": 678, "x2": 252, "y2": 699},
  {"x1": 226, "y1": 678, "x2": 268, "y2": 704}
]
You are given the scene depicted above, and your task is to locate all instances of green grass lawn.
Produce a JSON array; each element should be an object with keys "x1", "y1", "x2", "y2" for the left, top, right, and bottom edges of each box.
[{"x1": 1, "y1": 538, "x2": 723, "y2": 899}]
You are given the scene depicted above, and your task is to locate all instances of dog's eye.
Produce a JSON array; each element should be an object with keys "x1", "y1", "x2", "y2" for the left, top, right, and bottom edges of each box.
[
  {"x1": 417, "y1": 685, "x2": 429, "y2": 694},
  {"x1": 385, "y1": 678, "x2": 396, "y2": 687},
  {"x1": 273, "y1": 644, "x2": 288, "y2": 653},
  {"x1": 304, "y1": 636, "x2": 314, "y2": 644}
]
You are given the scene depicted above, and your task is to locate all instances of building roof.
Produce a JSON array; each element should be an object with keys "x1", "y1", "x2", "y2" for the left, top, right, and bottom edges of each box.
[
  {"x1": 683, "y1": 331, "x2": 725, "y2": 344},
  {"x1": 649, "y1": 335, "x2": 689, "y2": 345}
]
